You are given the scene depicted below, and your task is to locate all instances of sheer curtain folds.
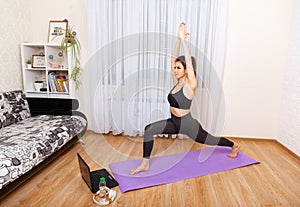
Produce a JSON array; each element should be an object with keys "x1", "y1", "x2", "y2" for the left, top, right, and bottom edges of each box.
[{"x1": 87, "y1": 0, "x2": 227, "y2": 136}]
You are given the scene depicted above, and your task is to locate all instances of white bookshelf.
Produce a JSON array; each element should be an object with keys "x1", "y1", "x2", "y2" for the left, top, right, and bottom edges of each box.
[{"x1": 20, "y1": 43, "x2": 74, "y2": 98}]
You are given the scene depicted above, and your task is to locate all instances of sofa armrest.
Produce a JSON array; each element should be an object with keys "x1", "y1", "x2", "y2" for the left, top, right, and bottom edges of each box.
[{"x1": 71, "y1": 110, "x2": 88, "y2": 138}]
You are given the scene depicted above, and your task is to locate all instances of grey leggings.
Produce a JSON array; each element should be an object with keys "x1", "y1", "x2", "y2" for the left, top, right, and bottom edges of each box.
[{"x1": 143, "y1": 113, "x2": 234, "y2": 158}]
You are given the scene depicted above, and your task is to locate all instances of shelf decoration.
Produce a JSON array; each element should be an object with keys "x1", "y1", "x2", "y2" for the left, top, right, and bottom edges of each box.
[
  {"x1": 48, "y1": 60, "x2": 61, "y2": 69},
  {"x1": 26, "y1": 59, "x2": 32, "y2": 68},
  {"x1": 32, "y1": 55, "x2": 46, "y2": 68},
  {"x1": 34, "y1": 77, "x2": 44, "y2": 92},
  {"x1": 48, "y1": 20, "x2": 68, "y2": 44},
  {"x1": 52, "y1": 19, "x2": 82, "y2": 89},
  {"x1": 48, "y1": 53, "x2": 65, "y2": 69}
]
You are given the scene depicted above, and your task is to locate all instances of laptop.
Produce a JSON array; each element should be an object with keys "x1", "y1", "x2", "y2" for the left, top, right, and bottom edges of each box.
[{"x1": 77, "y1": 153, "x2": 119, "y2": 193}]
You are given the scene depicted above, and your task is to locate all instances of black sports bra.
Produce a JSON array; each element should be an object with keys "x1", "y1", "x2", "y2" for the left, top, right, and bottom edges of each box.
[{"x1": 167, "y1": 85, "x2": 192, "y2": 110}]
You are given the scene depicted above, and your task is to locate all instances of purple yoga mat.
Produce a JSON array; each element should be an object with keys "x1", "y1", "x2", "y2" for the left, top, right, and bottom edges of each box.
[{"x1": 109, "y1": 147, "x2": 259, "y2": 193}]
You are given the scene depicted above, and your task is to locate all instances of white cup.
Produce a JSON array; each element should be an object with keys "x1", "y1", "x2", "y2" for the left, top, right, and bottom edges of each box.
[{"x1": 34, "y1": 82, "x2": 43, "y2": 91}]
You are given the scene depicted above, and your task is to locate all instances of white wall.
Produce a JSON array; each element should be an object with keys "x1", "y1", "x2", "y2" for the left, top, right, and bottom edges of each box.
[
  {"x1": 277, "y1": 1, "x2": 300, "y2": 156},
  {"x1": 0, "y1": 0, "x2": 32, "y2": 91},
  {"x1": 222, "y1": 0, "x2": 293, "y2": 139}
]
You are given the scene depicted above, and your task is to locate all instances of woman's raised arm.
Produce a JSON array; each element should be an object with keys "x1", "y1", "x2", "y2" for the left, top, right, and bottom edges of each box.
[
  {"x1": 171, "y1": 36, "x2": 181, "y2": 84},
  {"x1": 179, "y1": 24, "x2": 197, "y2": 91}
]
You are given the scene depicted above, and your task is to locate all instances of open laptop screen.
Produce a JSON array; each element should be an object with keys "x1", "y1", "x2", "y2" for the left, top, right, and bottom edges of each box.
[{"x1": 77, "y1": 153, "x2": 93, "y2": 190}]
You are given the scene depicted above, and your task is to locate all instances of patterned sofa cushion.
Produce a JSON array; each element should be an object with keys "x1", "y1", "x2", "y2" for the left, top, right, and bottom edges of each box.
[
  {"x1": 0, "y1": 114, "x2": 87, "y2": 189},
  {"x1": 0, "y1": 90, "x2": 31, "y2": 129}
]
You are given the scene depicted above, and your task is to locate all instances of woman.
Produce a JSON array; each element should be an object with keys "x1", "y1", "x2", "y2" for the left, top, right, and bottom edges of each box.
[{"x1": 130, "y1": 23, "x2": 240, "y2": 175}]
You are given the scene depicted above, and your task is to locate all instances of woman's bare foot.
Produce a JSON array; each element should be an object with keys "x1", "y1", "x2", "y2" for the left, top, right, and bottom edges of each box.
[
  {"x1": 130, "y1": 158, "x2": 150, "y2": 175},
  {"x1": 227, "y1": 144, "x2": 240, "y2": 158}
]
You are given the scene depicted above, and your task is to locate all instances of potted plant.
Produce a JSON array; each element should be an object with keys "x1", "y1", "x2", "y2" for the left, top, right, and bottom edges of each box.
[
  {"x1": 59, "y1": 19, "x2": 82, "y2": 90},
  {"x1": 26, "y1": 59, "x2": 32, "y2": 68}
]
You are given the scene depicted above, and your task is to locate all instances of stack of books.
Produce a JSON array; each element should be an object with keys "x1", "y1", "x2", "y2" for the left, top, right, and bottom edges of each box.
[{"x1": 48, "y1": 72, "x2": 69, "y2": 93}]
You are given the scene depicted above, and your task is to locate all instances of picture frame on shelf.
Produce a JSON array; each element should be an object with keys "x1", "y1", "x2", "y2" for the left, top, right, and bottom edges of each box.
[
  {"x1": 32, "y1": 55, "x2": 46, "y2": 68},
  {"x1": 48, "y1": 20, "x2": 68, "y2": 44}
]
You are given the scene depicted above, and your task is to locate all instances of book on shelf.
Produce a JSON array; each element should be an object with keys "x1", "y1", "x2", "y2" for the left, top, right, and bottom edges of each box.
[{"x1": 48, "y1": 72, "x2": 69, "y2": 93}]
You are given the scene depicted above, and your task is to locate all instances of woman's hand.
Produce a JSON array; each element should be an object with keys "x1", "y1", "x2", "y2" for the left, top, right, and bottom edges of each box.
[{"x1": 178, "y1": 22, "x2": 189, "y2": 39}]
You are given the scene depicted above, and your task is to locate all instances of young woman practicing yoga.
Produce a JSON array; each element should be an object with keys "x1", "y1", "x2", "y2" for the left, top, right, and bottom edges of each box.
[{"x1": 130, "y1": 23, "x2": 240, "y2": 175}]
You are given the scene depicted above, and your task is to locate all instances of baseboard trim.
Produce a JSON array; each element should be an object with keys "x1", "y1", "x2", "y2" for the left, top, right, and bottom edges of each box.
[
  {"x1": 226, "y1": 136, "x2": 276, "y2": 142},
  {"x1": 226, "y1": 136, "x2": 299, "y2": 160},
  {"x1": 273, "y1": 139, "x2": 300, "y2": 160}
]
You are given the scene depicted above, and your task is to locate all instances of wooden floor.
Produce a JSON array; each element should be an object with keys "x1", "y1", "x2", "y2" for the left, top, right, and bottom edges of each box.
[{"x1": 1, "y1": 131, "x2": 300, "y2": 207}]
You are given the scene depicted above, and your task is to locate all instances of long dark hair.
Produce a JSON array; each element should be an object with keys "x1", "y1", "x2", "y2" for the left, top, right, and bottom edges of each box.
[{"x1": 175, "y1": 56, "x2": 197, "y2": 76}]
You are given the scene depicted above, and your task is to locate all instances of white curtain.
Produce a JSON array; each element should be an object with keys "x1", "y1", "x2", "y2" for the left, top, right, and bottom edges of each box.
[{"x1": 87, "y1": 0, "x2": 227, "y2": 136}]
